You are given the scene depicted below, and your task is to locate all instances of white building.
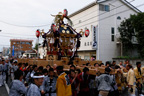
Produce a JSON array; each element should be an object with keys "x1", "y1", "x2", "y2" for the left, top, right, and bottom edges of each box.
[{"x1": 69, "y1": 0, "x2": 141, "y2": 63}]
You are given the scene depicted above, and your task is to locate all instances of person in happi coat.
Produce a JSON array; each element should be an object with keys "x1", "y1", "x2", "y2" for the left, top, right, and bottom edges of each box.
[
  {"x1": 0, "y1": 60, "x2": 3, "y2": 86},
  {"x1": 134, "y1": 62, "x2": 143, "y2": 96},
  {"x1": 41, "y1": 68, "x2": 57, "y2": 96},
  {"x1": 56, "y1": 66, "x2": 72, "y2": 96},
  {"x1": 26, "y1": 72, "x2": 44, "y2": 96},
  {"x1": 9, "y1": 69, "x2": 27, "y2": 96},
  {"x1": 126, "y1": 64, "x2": 136, "y2": 96}
]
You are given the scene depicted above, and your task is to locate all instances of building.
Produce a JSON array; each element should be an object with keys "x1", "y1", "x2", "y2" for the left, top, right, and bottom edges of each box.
[
  {"x1": 69, "y1": 0, "x2": 141, "y2": 62},
  {"x1": 23, "y1": 49, "x2": 37, "y2": 58},
  {"x1": 10, "y1": 39, "x2": 33, "y2": 57},
  {"x1": 0, "y1": 52, "x2": 2, "y2": 57},
  {"x1": 2, "y1": 47, "x2": 10, "y2": 56}
]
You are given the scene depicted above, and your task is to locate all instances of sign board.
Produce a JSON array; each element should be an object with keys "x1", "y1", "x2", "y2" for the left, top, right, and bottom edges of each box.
[
  {"x1": 92, "y1": 25, "x2": 98, "y2": 49},
  {"x1": 12, "y1": 45, "x2": 15, "y2": 57}
]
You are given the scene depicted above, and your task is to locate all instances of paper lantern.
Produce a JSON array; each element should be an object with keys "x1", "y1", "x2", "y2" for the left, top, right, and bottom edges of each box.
[
  {"x1": 85, "y1": 29, "x2": 89, "y2": 37},
  {"x1": 36, "y1": 29, "x2": 40, "y2": 38},
  {"x1": 63, "y1": 9, "x2": 68, "y2": 17}
]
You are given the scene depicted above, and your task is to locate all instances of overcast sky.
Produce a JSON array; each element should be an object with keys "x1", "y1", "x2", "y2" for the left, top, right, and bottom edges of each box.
[{"x1": 0, "y1": 0, "x2": 143, "y2": 51}]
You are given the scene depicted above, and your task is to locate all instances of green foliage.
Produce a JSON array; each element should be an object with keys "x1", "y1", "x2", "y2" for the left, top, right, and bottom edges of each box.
[
  {"x1": 118, "y1": 13, "x2": 144, "y2": 57},
  {"x1": 116, "y1": 56, "x2": 142, "y2": 59},
  {"x1": 34, "y1": 43, "x2": 39, "y2": 50}
]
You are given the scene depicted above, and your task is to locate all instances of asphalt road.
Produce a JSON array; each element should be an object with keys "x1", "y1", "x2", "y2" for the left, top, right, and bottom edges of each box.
[
  {"x1": 0, "y1": 85, "x2": 8, "y2": 96},
  {"x1": 0, "y1": 76, "x2": 12, "y2": 96}
]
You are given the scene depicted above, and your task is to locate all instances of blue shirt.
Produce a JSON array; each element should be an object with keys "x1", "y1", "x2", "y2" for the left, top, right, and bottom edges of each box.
[
  {"x1": 9, "y1": 80, "x2": 27, "y2": 96},
  {"x1": 26, "y1": 83, "x2": 41, "y2": 96}
]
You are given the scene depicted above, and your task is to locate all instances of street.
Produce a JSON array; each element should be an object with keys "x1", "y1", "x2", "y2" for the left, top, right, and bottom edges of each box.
[{"x1": 0, "y1": 84, "x2": 8, "y2": 96}]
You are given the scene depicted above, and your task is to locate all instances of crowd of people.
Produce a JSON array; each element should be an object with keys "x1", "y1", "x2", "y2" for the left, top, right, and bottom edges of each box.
[{"x1": 0, "y1": 57, "x2": 144, "y2": 96}]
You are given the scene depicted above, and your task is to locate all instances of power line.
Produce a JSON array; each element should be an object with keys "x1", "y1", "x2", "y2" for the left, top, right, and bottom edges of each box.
[
  {"x1": 0, "y1": 45, "x2": 10, "y2": 46},
  {"x1": 0, "y1": 20, "x2": 51, "y2": 27},
  {"x1": 1, "y1": 33, "x2": 35, "y2": 36},
  {"x1": 75, "y1": 2, "x2": 144, "y2": 29},
  {"x1": 0, "y1": 34, "x2": 37, "y2": 39},
  {"x1": 73, "y1": 0, "x2": 136, "y2": 26}
]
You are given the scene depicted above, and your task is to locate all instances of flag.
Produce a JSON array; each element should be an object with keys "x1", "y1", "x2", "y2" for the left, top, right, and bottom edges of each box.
[{"x1": 12, "y1": 45, "x2": 14, "y2": 57}]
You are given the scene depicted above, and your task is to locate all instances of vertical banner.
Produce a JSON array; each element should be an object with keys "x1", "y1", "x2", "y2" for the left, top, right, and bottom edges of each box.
[
  {"x1": 12, "y1": 45, "x2": 15, "y2": 57},
  {"x1": 92, "y1": 25, "x2": 98, "y2": 49}
]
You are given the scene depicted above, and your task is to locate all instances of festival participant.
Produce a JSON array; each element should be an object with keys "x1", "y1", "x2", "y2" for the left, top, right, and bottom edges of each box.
[
  {"x1": 25, "y1": 65, "x2": 37, "y2": 84},
  {"x1": 13, "y1": 61, "x2": 18, "y2": 72},
  {"x1": 97, "y1": 67, "x2": 113, "y2": 96},
  {"x1": 10, "y1": 61, "x2": 15, "y2": 80},
  {"x1": 30, "y1": 65, "x2": 37, "y2": 77},
  {"x1": 94, "y1": 63, "x2": 99, "y2": 67},
  {"x1": 19, "y1": 63, "x2": 26, "y2": 72},
  {"x1": 111, "y1": 61, "x2": 116, "y2": 69},
  {"x1": 123, "y1": 61, "x2": 127, "y2": 68},
  {"x1": 37, "y1": 66, "x2": 44, "y2": 73},
  {"x1": 9, "y1": 69, "x2": 27, "y2": 96},
  {"x1": 42, "y1": 69, "x2": 48, "y2": 76},
  {"x1": 46, "y1": 65, "x2": 51, "y2": 71},
  {"x1": 115, "y1": 65, "x2": 125, "y2": 95},
  {"x1": 5, "y1": 60, "x2": 9, "y2": 83},
  {"x1": 41, "y1": 68, "x2": 57, "y2": 96},
  {"x1": 77, "y1": 67, "x2": 90, "y2": 96},
  {"x1": 53, "y1": 64, "x2": 57, "y2": 71},
  {"x1": 118, "y1": 61, "x2": 124, "y2": 68},
  {"x1": 0, "y1": 60, "x2": 3, "y2": 86},
  {"x1": 134, "y1": 62, "x2": 143, "y2": 96},
  {"x1": 105, "y1": 61, "x2": 110, "y2": 67},
  {"x1": 70, "y1": 65, "x2": 76, "y2": 71},
  {"x1": 68, "y1": 69, "x2": 78, "y2": 96},
  {"x1": 26, "y1": 72, "x2": 44, "y2": 96},
  {"x1": 56, "y1": 66, "x2": 72, "y2": 96},
  {"x1": 2, "y1": 60, "x2": 7, "y2": 83},
  {"x1": 126, "y1": 64, "x2": 136, "y2": 96}
]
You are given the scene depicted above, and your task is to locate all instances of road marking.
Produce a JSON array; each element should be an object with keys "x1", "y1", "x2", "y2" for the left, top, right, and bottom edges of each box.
[{"x1": 4, "y1": 81, "x2": 9, "y2": 94}]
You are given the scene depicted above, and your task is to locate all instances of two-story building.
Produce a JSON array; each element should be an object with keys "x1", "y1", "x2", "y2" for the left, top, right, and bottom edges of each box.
[{"x1": 69, "y1": 0, "x2": 141, "y2": 62}]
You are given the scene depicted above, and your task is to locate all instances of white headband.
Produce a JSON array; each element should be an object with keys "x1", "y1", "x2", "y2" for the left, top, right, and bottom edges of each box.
[{"x1": 32, "y1": 75, "x2": 45, "y2": 79}]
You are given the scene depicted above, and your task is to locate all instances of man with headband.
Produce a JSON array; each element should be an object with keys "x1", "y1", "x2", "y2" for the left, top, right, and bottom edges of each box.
[{"x1": 26, "y1": 72, "x2": 44, "y2": 96}]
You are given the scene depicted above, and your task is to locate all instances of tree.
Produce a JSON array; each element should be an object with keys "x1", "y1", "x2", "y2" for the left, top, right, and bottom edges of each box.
[
  {"x1": 34, "y1": 43, "x2": 39, "y2": 51},
  {"x1": 118, "y1": 13, "x2": 144, "y2": 57}
]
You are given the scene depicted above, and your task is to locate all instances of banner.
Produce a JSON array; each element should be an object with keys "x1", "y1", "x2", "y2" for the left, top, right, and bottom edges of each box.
[
  {"x1": 12, "y1": 45, "x2": 14, "y2": 57},
  {"x1": 92, "y1": 25, "x2": 98, "y2": 49}
]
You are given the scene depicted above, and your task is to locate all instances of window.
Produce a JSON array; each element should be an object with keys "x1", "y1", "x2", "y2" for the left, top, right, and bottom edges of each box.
[
  {"x1": 105, "y1": 5, "x2": 110, "y2": 12},
  {"x1": 117, "y1": 16, "x2": 121, "y2": 20},
  {"x1": 84, "y1": 42, "x2": 86, "y2": 46},
  {"x1": 79, "y1": 20, "x2": 81, "y2": 23},
  {"x1": 13, "y1": 42, "x2": 16, "y2": 44},
  {"x1": 84, "y1": 56, "x2": 90, "y2": 61},
  {"x1": 17, "y1": 42, "x2": 19, "y2": 44},
  {"x1": 99, "y1": 4, "x2": 110, "y2": 12},
  {"x1": 90, "y1": 42, "x2": 92, "y2": 45},
  {"x1": 111, "y1": 27, "x2": 115, "y2": 41},
  {"x1": 26, "y1": 42, "x2": 31, "y2": 45},
  {"x1": 87, "y1": 42, "x2": 89, "y2": 46},
  {"x1": 20, "y1": 42, "x2": 25, "y2": 44}
]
